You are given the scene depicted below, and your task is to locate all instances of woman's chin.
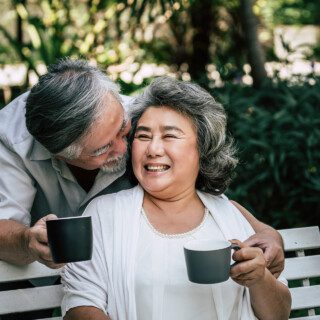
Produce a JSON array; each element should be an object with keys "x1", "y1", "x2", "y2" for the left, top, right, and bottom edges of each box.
[{"x1": 141, "y1": 183, "x2": 170, "y2": 196}]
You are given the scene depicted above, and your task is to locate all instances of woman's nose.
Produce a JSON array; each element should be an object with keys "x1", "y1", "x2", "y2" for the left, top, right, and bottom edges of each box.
[{"x1": 146, "y1": 138, "x2": 164, "y2": 157}]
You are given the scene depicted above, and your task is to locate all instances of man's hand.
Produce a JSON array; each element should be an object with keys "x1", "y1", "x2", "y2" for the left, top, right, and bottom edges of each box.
[
  {"x1": 244, "y1": 229, "x2": 284, "y2": 278},
  {"x1": 23, "y1": 214, "x2": 65, "y2": 269},
  {"x1": 230, "y1": 200, "x2": 285, "y2": 278}
]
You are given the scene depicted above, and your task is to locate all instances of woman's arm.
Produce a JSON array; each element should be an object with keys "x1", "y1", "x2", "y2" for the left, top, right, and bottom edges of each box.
[
  {"x1": 230, "y1": 241, "x2": 291, "y2": 320},
  {"x1": 64, "y1": 306, "x2": 110, "y2": 320},
  {"x1": 230, "y1": 200, "x2": 284, "y2": 278},
  {"x1": 249, "y1": 270, "x2": 291, "y2": 320}
]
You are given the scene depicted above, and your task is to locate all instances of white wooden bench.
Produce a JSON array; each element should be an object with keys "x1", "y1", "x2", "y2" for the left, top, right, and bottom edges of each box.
[
  {"x1": 0, "y1": 261, "x2": 62, "y2": 319},
  {"x1": 279, "y1": 226, "x2": 320, "y2": 319},
  {"x1": 0, "y1": 226, "x2": 319, "y2": 319}
]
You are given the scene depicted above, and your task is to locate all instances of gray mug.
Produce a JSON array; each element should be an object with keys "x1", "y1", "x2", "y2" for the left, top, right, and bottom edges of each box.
[
  {"x1": 46, "y1": 216, "x2": 93, "y2": 264},
  {"x1": 184, "y1": 239, "x2": 240, "y2": 284}
]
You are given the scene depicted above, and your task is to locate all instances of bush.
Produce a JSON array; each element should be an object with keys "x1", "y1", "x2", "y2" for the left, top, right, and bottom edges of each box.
[{"x1": 213, "y1": 79, "x2": 320, "y2": 228}]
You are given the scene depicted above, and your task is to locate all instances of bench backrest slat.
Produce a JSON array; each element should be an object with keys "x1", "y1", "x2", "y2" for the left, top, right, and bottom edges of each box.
[
  {"x1": 290, "y1": 285, "x2": 320, "y2": 310},
  {"x1": 279, "y1": 226, "x2": 320, "y2": 319},
  {"x1": 0, "y1": 261, "x2": 60, "y2": 283},
  {"x1": 0, "y1": 284, "x2": 63, "y2": 314},
  {"x1": 279, "y1": 226, "x2": 320, "y2": 251},
  {"x1": 282, "y1": 255, "x2": 320, "y2": 280}
]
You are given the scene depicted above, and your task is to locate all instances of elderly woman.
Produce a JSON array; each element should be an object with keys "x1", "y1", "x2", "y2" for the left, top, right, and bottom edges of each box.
[{"x1": 62, "y1": 77, "x2": 291, "y2": 320}]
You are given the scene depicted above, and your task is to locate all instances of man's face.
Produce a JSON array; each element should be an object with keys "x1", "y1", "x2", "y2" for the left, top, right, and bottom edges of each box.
[{"x1": 64, "y1": 93, "x2": 131, "y2": 172}]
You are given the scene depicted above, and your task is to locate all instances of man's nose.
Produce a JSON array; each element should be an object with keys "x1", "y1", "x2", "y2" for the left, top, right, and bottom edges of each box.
[{"x1": 113, "y1": 137, "x2": 128, "y2": 156}]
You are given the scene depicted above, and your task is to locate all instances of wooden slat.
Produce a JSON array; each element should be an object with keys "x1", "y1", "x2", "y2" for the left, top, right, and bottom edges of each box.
[
  {"x1": 0, "y1": 284, "x2": 63, "y2": 314},
  {"x1": 290, "y1": 285, "x2": 320, "y2": 310},
  {"x1": 279, "y1": 226, "x2": 320, "y2": 251},
  {"x1": 290, "y1": 316, "x2": 320, "y2": 320},
  {"x1": 282, "y1": 255, "x2": 320, "y2": 280},
  {"x1": 0, "y1": 261, "x2": 61, "y2": 283}
]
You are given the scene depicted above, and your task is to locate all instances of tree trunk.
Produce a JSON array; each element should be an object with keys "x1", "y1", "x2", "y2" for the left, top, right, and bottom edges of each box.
[
  {"x1": 188, "y1": 0, "x2": 213, "y2": 87},
  {"x1": 239, "y1": 0, "x2": 267, "y2": 88},
  {"x1": 15, "y1": 0, "x2": 25, "y2": 45}
]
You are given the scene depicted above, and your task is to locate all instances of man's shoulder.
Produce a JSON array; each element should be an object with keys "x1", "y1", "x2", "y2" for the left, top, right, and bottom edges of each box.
[{"x1": 0, "y1": 92, "x2": 32, "y2": 147}]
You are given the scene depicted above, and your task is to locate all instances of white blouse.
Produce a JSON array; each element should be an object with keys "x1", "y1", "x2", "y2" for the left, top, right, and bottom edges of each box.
[{"x1": 135, "y1": 209, "x2": 244, "y2": 320}]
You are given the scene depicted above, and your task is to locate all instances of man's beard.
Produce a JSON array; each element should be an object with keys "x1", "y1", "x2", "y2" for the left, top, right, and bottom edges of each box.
[{"x1": 100, "y1": 153, "x2": 128, "y2": 174}]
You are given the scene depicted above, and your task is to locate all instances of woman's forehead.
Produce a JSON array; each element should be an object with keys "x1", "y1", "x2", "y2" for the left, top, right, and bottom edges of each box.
[{"x1": 137, "y1": 106, "x2": 196, "y2": 132}]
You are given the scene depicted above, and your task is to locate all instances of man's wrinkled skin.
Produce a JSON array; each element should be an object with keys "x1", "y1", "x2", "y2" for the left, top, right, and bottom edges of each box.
[{"x1": 230, "y1": 200, "x2": 285, "y2": 278}]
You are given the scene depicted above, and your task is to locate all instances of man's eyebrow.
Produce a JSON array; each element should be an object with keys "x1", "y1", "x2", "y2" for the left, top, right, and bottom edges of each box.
[{"x1": 119, "y1": 117, "x2": 127, "y2": 132}]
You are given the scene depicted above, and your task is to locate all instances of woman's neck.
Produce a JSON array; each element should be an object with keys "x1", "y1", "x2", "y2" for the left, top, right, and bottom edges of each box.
[
  {"x1": 143, "y1": 188, "x2": 201, "y2": 214},
  {"x1": 142, "y1": 188, "x2": 205, "y2": 235}
]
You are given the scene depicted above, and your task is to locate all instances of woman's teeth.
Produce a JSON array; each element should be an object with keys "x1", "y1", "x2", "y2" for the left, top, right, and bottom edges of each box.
[{"x1": 145, "y1": 165, "x2": 169, "y2": 172}]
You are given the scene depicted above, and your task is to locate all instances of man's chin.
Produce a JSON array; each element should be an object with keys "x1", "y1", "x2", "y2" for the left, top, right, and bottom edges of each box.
[{"x1": 100, "y1": 157, "x2": 126, "y2": 174}]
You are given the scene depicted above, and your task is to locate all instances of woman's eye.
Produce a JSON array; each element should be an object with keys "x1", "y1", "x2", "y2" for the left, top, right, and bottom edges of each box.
[{"x1": 135, "y1": 134, "x2": 151, "y2": 140}]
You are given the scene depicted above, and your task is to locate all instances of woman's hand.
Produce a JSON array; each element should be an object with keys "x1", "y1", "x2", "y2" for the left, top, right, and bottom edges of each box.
[
  {"x1": 243, "y1": 229, "x2": 284, "y2": 278},
  {"x1": 229, "y1": 240, "x2": 267, "y2": 288},
  {"x1": 229, "y1": 239, "x2": 292, "y2": 319}
]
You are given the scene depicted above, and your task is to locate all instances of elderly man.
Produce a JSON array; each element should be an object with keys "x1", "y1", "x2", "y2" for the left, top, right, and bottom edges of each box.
[{"x1": 0, "y1": 59, "x2": 283, "y2": 275}]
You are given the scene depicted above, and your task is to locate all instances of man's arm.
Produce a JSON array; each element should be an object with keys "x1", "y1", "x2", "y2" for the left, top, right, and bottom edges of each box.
[
  {"x1": 0, "y1": 140, "x2": 62, "y2": 268},
  {"x1": 230, "y1": 200, "x2": 285, "y2": 278},
  {"x1": 0, "y1": 216, "x2": 63, "y2": 268},
  {"x1": 64, "y1": 307, "x2": 110, "y2": 320}
]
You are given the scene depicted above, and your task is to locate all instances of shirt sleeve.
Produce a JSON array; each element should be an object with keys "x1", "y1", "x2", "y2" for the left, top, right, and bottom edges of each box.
[
  {"x1": 61, "y1": 199, "x2": 109, "y2": 316},
  {"x1": 0, "y1": 139, "x2": 36, "y2": 226},
  {"x1": 277, "y1": 274, "x2": 288, "y2": 287}
]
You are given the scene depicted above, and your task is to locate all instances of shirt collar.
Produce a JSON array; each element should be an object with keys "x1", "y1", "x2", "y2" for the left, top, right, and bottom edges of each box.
[{"x1": 29, "y1": 139, "x2": 52, "y2": 161}]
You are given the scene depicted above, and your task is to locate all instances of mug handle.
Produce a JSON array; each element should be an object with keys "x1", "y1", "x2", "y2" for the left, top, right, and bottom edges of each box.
[
  {"x1": 231, "y1": 243, "x2": 241, "y2": 251},
  {"x1": 230, "y1": 243, "x2": 241, "y2": 268}
]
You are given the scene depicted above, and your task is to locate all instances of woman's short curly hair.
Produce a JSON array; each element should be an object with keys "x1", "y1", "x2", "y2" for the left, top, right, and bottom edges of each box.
[{"x1": 128, "y1": 76, "x2": 238, "y2": 195}]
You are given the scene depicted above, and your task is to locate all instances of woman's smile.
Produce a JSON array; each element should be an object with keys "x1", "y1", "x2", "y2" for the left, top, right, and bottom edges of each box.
[{"x1": 144, "y1": 163, "x2": 171, "y2": 173}]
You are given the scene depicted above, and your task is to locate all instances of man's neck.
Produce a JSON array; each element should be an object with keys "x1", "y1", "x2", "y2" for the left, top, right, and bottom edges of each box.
[{"x1": 67, "y1": 164, "x2": 100, "y2": 193}]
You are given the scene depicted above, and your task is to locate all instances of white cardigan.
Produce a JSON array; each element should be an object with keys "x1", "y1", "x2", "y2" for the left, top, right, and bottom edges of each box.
[{"x1": 61, "y1": 185, "x2": 257, "y2": 319}]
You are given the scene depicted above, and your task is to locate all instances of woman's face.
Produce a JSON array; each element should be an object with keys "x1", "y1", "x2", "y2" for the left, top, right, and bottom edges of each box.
[{"x1": 132, "y1": 106, "x2": 200, "y2": 198}]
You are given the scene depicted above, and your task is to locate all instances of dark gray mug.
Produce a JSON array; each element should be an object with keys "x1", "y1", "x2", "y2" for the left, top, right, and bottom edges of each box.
[
  {"x1": 46, "y1": 216, "x2": 93, "y2": 263},
  {"x1": 184, "y1": 239, "x2": 240, "y2": 284}
]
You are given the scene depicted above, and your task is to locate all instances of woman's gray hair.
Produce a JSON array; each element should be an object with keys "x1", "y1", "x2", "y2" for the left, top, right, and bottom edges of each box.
[
  {"x1": 129, "y1": 76, "x2": 238, "y2": 195},
  {"x1": 26, "y1": 58, "x2": 121, "y2": 159}
]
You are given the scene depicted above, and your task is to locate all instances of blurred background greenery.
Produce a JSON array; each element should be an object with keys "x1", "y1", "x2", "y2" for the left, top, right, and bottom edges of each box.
[{"x1": 0, "y1": 0, "x2": 319, "y2": 230}]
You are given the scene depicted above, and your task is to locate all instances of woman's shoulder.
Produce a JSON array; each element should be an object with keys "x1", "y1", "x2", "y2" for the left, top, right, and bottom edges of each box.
[
  {"x1": 83, "y1": 185, "x2": 143, "y2": 218},
  {"x1": 196, "y1": 190, "x2": 229, "y2": 204}
]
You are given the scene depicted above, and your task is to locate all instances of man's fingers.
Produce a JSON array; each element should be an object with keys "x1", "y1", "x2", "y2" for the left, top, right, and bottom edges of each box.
[
  {"x1": 30, "y1": 226, "x2": 48, "y2": 244},
  {"x1": 42, "y1": 214, "x2": 59, "y2": 221},
  {"x1": 243, "y1": 236, "x2": 259, "y2": 247},
  {"x1": 263, "y1": 245, "x2": 275, "y2": 267},
  {"x1": 35, "y1": 214, "x2": 58, "y2": 227},
  {"x1": 33, "y1": 243, "x2": 65, "y2": 269}
]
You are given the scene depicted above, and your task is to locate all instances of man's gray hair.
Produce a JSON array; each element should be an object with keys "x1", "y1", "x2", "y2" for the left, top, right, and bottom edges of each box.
[
  {"x1": 26, "y1": 58, "x2": 121, "y2": 159},
  {"x1": 129, "y1": 76, "x2": 238, "y2": 195}
]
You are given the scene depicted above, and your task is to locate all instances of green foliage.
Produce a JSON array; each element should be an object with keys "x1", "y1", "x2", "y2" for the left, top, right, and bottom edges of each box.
[{"x1": 214, "y1": 79, "x2": 320, "y2": 228}]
